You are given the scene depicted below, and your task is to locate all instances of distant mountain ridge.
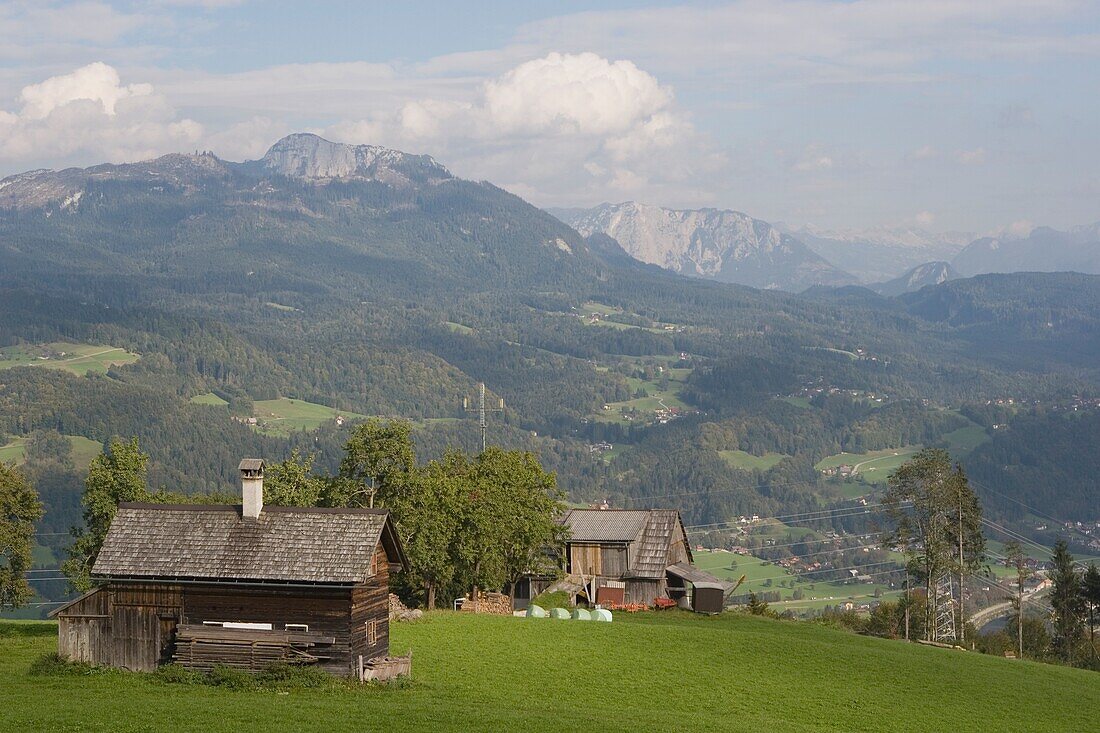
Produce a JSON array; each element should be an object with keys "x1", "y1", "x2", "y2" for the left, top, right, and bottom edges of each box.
[
  {"x1": 781, "y1": 224, "x2": 972, "y2": 283},
  {"x1": 872, "y1": 261, "x2": 960, "y2": 296},
  {"x1": 553, "y1": 201, "x2": 856, "y2": 291},
  {"x1": 953, "y1": 223, "x2": 1100, "y2": 276}
]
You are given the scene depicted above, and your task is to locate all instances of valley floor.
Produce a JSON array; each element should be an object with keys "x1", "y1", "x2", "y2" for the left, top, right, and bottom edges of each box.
[{"x1": 2, "y1": 612, "x2": 1096, "y2": 733}]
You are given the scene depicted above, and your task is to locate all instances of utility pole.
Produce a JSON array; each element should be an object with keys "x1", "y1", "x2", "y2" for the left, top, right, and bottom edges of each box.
[
  {"x1": 463, "y1": 382, "x2": 504, "y2": 452},
  {"x1": 904, "y1": 568, "x2": 910, "y2": 641},
  {"x1": 958, "y1": 482, "x2": 966, "y2": 645}
]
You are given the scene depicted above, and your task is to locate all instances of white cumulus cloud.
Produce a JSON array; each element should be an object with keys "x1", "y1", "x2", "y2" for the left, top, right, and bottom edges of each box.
[
  {"x1": 0, "y1": 62, "x2": 202, "y2": 166},
  {"x1": 326, "y1": 52, "x2": 723, "y2": 206},
  {"x1": 19, "y1": 62, "x2": 152, "y2": 119}
]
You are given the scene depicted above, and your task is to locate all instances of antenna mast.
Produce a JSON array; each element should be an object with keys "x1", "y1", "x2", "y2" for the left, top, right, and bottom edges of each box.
[{"x1": 463, "y1": 382, "x2": 504, "y2": 452}]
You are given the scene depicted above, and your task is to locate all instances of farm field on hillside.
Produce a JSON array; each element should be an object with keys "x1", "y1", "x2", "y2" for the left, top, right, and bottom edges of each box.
[
  {"x1": 189, "y1": 392, "x2": 229, "y2": 406},
  {"x1": 940, "y1": 425, "x2": 991, "y2": 456},
  {"x1": 251, "y1": 399, "x2": 366, "y2": 436},
  {"x1": 593, "y1": 368, "x2": 692, "y2": 425},
  {"x1": 816, "y1": 446, "x2": 922, "y2": 484},
  {"x1": 691, "y1": 549, "x2": 896, "y2": 612},
  {"x1": 0, "y1": 435, "x2": 101, "y2": 468},
  {"x1": 718, "y1": 450, "x2": 787, "y2": 472},
  {"x1": 2, "y1": 613, "x2": 1097, "y2": 733},
  {"x1": 0, "y1": 342, "x2": 139, "y2": 375}
]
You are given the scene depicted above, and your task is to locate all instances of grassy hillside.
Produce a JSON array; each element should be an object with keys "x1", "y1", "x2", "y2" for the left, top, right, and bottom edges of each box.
[{"x1": 3, "y1": 613, "x2": 1096, "y2": 732}]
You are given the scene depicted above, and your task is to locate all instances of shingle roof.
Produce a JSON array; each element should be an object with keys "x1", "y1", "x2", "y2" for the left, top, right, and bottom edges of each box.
[
  {"x1": 238, "y1": 458, "x2": 265, "y2": 472},
  {"x1": 563, "y1": 510, "x2": 649, "y2": 543},
  {"x1": 627, "y1": 510, "x2": 680, "y2": 579},
  {"x1": 92, "y1": 504, "x2": 402, "y2": 584}
]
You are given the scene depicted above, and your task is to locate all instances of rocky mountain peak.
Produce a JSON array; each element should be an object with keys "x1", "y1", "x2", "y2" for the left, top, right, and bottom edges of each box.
[
  {"x1": 259, "y1": 133, "x2": 452, "y2": 187},
  {"x1": 555, "y1": 201, "x2": 855, "y2": 291}
]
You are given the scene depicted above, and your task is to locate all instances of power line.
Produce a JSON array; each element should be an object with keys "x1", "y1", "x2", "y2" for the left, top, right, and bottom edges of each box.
[{"x1": 684, "y1": 503, "x2": 895, "y2": 531}]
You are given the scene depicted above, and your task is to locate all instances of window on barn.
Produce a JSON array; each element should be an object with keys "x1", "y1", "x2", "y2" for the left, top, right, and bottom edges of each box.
[
  {"x1": 284, "y1": 624, "x2": 309, "y2": 632},
  {"x1": 366, "y1": 620, "x2": 378, "y2": 645}
]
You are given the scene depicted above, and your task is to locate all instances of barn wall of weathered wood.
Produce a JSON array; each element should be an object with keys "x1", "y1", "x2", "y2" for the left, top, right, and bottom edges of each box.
[
  {"x1": 56, "y1": 588, "x2": 110, "y2": 665},
  {"x1": 626, "y1": 579, "x2": 663, "y2": 605},
  {"x1": 569, "y1": 544, "x2": 602, "y2": 577},
  {"x1": 181, "y1": 584, "x2": 354, "y2": 675},
  {"x1": 349, "y1": 543, "x2": 390, "y2": 664},
  {"x1": 108, "y1": 583, "x2": 183, "y2": 671}
]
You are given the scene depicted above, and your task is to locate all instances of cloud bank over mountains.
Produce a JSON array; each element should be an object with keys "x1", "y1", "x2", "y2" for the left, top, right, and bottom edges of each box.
[{"x1": 1, "y1": 1, "x2": 1099, "y2": 231}]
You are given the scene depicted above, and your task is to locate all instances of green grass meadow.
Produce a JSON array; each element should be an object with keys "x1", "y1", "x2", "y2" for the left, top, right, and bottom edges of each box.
[
  {"x1": 815, "y1": 446, "x2": 922, "y2": 484},
  {"x1": 0, "y1": 342, "x2": 139, "y2": 376},
  {"x1": 251, "y1": 398, "x2": 366, "y2": 435},
  {"x1": 0, "y1": 435, "x2": 101, "y2": 468},
  {"x1": 2, "y1": 613, "x2": 1096, "y2": 732},
  {"x1": 718, "y1": 449, "x2": 788, "y2": 472}
]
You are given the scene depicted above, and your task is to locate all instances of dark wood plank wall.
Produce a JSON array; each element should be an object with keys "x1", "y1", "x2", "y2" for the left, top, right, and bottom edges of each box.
[
  {"x1": 109, "y1": 583, "x2": 183, "y2": 672},
  {"x1": 349, "y1": 543, "x2": 391, "y2": 664},
  {"x1": 182, "y1": 584, "x2": 354, "y2": 675}
]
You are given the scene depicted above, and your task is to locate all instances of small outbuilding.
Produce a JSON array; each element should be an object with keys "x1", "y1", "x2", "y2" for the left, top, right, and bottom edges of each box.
[
  {"x1": 51, "y1": 459, "x2": 408, "y2": 679},
  {"x1": 524, "y1": 509, "x2": 731, "y2": 611}
]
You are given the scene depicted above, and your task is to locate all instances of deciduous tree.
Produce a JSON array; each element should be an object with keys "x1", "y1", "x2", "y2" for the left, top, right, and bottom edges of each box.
[
  {"x1": 882, "y1": 448, "x2": 984, "y2": 642},
  {"x1": 63, "y1": 437, "x2": 150, "y2": 591},
  {"x1": 0, "y1": 463, "x2": 44, "y2": 610}
]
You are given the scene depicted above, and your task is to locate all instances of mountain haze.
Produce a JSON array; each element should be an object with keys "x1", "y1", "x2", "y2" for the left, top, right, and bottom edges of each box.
[
  {"x1": 953, "y1": 223, "x2": 1100, "y2": 277},
  {"x1": 872, "y1": 261, "x2": 960, "y2": 296},
  {"x1": 554, "y1": 202, "x2": 856, "y2": 291},
  {"x1": 783, "y1": 225, "x2": 971, "y2": 283}
]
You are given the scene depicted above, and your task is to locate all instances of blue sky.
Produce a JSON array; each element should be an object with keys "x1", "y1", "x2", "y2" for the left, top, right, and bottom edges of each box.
[{"x1": 2, "y1": 0, "x2": 1099, "y2": 233}]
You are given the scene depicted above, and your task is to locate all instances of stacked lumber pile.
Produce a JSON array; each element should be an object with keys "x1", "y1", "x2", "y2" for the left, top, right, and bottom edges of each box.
[
  {"x1": 461, "y1": 590, "x2": 513, "y2": 615},
  {"x1": 388, "y1": 593, "x2": 423, "y2": 622},
  {"x1": 173, "y1": 624, "x2": 334, "y2": 672}
]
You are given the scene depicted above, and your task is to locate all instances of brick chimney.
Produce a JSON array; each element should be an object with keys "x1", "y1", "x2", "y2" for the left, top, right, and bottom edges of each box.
[{"x1": 239, "y1": 458, "x2": 265, "y2": 519}]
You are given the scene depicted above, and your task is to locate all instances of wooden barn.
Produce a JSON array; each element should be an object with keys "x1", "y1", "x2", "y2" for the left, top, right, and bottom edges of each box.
[
  {"x1": 532, "y1": 509, "x2": 731, "y2": 610},
  {"x1": 50, "y1": 459, "x2": 408, "y2": 679}
]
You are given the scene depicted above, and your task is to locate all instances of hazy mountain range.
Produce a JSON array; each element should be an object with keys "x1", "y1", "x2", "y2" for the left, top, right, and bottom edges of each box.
[
  {"x1": 551, "y1": 202, "x2": 856, "y2": 291},
  {"x1": 554, "y1": 201, "x2": 1099, "y2": 294}
]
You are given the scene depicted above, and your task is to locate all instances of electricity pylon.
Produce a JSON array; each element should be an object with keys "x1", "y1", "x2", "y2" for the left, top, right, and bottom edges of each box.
[{"x1": 463, "y1": 382, "x2": 504, "y2": 452}]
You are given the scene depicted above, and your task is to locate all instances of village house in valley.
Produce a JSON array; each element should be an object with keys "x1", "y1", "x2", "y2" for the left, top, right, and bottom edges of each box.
[{"x1": 50, "y1": 460, "x2": 409, "y2": 680}]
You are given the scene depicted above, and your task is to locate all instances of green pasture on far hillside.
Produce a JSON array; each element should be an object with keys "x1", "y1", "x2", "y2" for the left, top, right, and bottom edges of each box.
[
  {"x1": 251, "y1": 398, "x2": 367, "y2": 436},
  {"x1": 718, "y1": 449, "x2": 788, "y2": 472},
  {"x1": 2, "y1": 613, "x2": 1097, "y2": 733},
  {"x1": 0, "y1": 435, "x2": 102, "y2": 468},
  {"x1": 0, "y1": 342, "x2": 139, "y2": 375},
  {"x1": 189, "y1": 392, "x2": 229, "y2": 406},
  {"x1": 815, "y1": 446, "x2": 922, "y2": 484}
]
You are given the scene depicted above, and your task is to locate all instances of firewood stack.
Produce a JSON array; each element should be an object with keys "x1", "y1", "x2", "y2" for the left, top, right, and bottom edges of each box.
[
  {"x1": 388, "y1": 593, "x2": 423, "y2": 622},
  {"x1": 461, "y1": 590, "x2": 513, "y2": 615}
]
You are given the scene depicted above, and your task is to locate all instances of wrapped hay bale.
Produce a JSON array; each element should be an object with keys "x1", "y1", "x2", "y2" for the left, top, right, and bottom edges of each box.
[{"x1": 526, "y1": 604, "x2": 548, "y2": 618}]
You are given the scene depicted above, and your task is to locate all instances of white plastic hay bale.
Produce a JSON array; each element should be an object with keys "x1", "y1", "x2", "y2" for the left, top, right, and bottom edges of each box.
[{"x1": 525, "y1": 604, "x2": 548, "y2": 618}]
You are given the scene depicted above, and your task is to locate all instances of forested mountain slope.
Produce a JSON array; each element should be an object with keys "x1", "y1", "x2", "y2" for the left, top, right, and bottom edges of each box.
[{"x1": 1, "y1": 135, "x2": 1097, "y2": 571}]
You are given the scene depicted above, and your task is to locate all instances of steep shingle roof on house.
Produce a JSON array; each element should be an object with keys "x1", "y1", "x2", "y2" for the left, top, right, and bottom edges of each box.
[
  {"x1": 563, "y1": 509, "x2": 649, "y2": 543},
  {"x1": 92, "y1": 504, "x2": 405, "y2": 584}
]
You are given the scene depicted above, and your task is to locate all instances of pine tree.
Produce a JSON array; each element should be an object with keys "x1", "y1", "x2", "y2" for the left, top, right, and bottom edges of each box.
[
  {"x1": 1048, "y1": 539, "x2": 1084, "y2": 664},
  {"x1": 1082, "y1": 562, "x2": 1100, "y2": 662}
]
